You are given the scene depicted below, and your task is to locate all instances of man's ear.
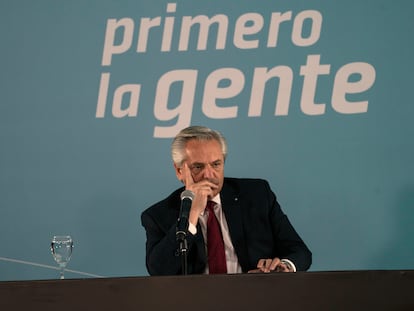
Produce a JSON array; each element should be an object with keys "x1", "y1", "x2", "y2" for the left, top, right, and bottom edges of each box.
[{"x1": 174, "y1": 163, "x2": 183, "y2": 182}]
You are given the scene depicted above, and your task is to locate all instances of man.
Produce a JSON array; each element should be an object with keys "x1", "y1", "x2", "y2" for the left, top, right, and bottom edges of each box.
[{"x1": 141, "y1": 126, "x2": 312, "y2": 275}]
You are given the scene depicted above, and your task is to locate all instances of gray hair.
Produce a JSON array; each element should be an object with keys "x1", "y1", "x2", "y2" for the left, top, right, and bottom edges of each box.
[{"x1": 171, "y1": 126, "x2": 227, "y2": 166}]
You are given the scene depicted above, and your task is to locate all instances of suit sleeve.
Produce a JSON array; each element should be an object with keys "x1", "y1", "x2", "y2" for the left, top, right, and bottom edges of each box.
[
  {"x1": 141, "y1": 210, "x2": 182, "y2": 275},
  {"x1": 265, "y1": 181, "x2": 312, "y2": 271},
  {"x1": 141, "y1": 207, "x2": 201, "y2": 275}
]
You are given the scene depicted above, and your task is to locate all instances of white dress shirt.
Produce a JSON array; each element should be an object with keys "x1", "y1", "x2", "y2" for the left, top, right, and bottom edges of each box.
[{"x1": 188, "y1": 194, "x2": 296, "y2": 273}]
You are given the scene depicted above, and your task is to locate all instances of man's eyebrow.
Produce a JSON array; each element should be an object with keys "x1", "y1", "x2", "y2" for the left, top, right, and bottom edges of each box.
[
  {"x1": 190, "y1": 159, "x2": 222, "y2": 166},
  {"x1": 190, "y1": 162, "x2": 204, "y2": 166}
]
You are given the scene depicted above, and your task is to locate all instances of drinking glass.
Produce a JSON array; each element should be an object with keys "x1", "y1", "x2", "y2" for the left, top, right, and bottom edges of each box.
[{"x1": 50, "y1": 235, "x2": 73, "y2": 279}]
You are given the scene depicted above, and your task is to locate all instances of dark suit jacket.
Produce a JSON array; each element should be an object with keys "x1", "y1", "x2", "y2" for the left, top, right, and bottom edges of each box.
[{"x1": 141, "y1": 177, "x2": 312, "y2": 275}]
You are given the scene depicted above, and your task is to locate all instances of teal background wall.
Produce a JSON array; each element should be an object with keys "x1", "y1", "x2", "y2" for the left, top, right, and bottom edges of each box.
[{"x1": 1, "y1": 0, "x2": 413, "y2": 281}]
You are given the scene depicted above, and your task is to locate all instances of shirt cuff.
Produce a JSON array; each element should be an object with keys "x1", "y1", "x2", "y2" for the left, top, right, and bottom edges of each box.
[
  {"x1": 281, "y1": 259, "x2": 297, "y2": 272},
  {"x1": 188, "y1": 222, "x2": 197, "y2": 235}
]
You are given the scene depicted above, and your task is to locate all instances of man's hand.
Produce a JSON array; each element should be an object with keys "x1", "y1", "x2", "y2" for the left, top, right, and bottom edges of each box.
[
  {"x1": 181, "y1": 163, "x2": 218, "y2": 225},
  {"x1": 248, "y1": 257, "x2": 293, "y2": 273}
]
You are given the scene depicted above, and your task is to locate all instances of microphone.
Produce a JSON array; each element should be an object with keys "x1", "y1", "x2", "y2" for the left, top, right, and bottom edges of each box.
[{"x1": 176, "y1": 190, "x2": 194, "y2": 241}]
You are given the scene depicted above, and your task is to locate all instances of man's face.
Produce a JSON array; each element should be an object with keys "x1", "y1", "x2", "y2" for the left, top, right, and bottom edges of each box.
[{"x1": 175, "y1": 139, "x2": 225, "y2": 198}]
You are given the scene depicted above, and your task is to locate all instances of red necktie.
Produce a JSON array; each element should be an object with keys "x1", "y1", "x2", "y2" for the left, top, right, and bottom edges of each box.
[{"x1": 206, "y1": 201, "x2": 227, "y2": 274}]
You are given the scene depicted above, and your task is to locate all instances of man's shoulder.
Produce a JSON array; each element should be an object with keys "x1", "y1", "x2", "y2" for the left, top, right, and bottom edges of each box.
[
  {"x1": 142, "y1": 187, "x2": 183, "y2": 216},
  {"x1": 223, "y1": 177, "x2": 272, "y2": 195},
  {"x1": 221, "y1": 178, "x2": 276, "y2": 207},
  {"x1": 224, "y1": 177, "x2": 270, "y2": 187}
]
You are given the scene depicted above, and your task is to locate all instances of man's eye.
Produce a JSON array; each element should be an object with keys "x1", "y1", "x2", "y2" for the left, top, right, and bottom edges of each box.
[{"x1": 191, "y1": 165, "x2": 203, "y2": 173}]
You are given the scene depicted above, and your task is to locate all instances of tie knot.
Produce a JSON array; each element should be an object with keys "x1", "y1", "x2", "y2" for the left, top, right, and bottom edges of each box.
[{"x1": 206, "y1": 201, "x2": 216, "y2": 212}]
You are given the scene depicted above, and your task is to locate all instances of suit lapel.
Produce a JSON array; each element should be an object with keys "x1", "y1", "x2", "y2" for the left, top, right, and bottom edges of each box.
[{"x1": 221, "y1": 179, "x2": 249, "y2": 272}]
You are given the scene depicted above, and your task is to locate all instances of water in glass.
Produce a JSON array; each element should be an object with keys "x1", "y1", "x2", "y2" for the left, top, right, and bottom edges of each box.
[{"x1": 51, "y1": 235, "x2": 73, "y2": 279}]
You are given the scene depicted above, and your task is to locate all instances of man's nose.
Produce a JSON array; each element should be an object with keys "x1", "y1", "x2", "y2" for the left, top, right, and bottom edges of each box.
[{"x1": 202, "y1": 165, "x2": 215, "y2": 179}]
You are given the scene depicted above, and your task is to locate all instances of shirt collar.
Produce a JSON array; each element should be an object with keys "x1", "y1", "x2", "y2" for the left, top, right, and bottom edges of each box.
[
  {"x1": 210, "y1": 193, "x2": 221, "y2": 206},
  {"x1": 200, "y1": 193, "x2": 221, "y2": 216}
]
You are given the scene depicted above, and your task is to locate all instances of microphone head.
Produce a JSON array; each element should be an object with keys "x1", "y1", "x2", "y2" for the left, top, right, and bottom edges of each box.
[{"x1": 181, "y1": 190, "x2": 194, "y2": 201}]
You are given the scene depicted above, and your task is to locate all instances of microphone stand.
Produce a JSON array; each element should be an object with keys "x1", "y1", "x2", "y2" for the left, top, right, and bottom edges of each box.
[
  {"x1": 176, "y1": 190, "x2": 194, "y2": 275},
  {"x1": 176, "y1": 218, "x2": 188, "y2": 275},
  {"x1": 176, "y1": 224, "x2": 188, "y2": 275}
]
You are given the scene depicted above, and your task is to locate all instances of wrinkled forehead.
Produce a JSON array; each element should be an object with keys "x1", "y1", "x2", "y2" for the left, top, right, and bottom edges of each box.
[{"x1": 184, "y1": 139, "x2": 224, "y2": 163}]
